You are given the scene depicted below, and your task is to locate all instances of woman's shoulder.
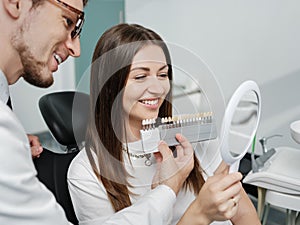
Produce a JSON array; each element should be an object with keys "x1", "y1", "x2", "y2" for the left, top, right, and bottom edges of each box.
[
  {"x1": 70, "y1": 147, "x2": 89, "y2": 166},
  {"x1": 67, "y1": 147, "x2": 95, "y2": 179}
]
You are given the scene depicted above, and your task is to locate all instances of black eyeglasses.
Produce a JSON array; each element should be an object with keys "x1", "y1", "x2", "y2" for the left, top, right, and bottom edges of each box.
[{"x1": 47, "y1": 0, "x2": 85, "y2": 39}]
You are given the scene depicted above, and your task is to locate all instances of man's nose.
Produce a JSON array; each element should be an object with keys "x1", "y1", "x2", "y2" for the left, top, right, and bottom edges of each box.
[{"x1": 65, "y1": 36, "x2": 81, "y2": 57}]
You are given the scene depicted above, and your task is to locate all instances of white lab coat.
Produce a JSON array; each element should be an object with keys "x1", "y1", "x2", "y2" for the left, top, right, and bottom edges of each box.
[{"x1": 0, "y1": 100, "x2": 71, "y2": 225}]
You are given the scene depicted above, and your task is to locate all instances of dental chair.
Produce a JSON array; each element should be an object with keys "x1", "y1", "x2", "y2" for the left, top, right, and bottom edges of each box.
[
  {"x1": 239, "y1": 153, "x2": 258, "y2": 198},
  {"x1": 33, "y1": 91, "x2": 89, "y2": 225}
]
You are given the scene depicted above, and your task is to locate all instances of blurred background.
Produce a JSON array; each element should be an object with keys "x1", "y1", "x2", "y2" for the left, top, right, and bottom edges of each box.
[{"x1": 11, "y1": 0, "x2": 300, "y2": 153}]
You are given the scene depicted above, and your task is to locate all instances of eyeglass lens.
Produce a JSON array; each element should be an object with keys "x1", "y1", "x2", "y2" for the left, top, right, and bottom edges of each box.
[
  {"x1": 71, "y1": 16, "x2": 84, "y2": 39},
  {"x1": 49, "y1": 0, "x2": 85, "y2": 39}
]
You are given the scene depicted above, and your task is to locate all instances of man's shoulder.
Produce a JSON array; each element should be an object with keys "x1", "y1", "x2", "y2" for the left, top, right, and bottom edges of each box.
[
  {"x1": 0, "y1": 100, "x2": 28, "y2": 142},
  {"x1": 0, "y1": 100, "x2": 17, "y2": 125}
]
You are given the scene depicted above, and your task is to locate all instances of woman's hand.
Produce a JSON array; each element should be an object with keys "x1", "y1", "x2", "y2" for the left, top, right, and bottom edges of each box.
[
  {"x1": 152, "y1": 133, "x2": 194, "y2": 195},
  {"x1": 178, "y1": 162, "x2": 243, "y2": 225}
]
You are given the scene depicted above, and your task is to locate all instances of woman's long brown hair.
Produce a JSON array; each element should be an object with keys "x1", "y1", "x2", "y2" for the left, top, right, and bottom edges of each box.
[{"x1": 85, "y1": 23, "x2": 205, "y2": 212}]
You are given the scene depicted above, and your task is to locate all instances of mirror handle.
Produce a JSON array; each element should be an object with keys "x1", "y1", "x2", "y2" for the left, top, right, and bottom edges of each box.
[{"x1": 229, "y1": 160, "x2": 240, "y2": 173}]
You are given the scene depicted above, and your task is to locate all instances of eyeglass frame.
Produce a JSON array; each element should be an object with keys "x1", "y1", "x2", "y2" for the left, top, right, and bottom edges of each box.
[{"x1": 47, "y1": 0, "x2": 85, "y2": 39}]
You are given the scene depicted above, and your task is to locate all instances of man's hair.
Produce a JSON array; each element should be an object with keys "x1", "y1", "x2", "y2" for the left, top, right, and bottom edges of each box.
[{"x1": 32, "y1": 0, "x2": 88, "y2": 7}]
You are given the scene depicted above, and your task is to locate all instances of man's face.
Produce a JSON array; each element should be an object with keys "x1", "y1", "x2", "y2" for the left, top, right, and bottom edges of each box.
[{"x1": 11, "y1": 0, "x2": 84, "y2": 87}]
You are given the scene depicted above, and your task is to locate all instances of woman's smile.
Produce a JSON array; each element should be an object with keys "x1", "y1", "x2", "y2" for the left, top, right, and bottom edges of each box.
[{"x1": 139, "y1": 98, "x2": 160, "y2": 109}]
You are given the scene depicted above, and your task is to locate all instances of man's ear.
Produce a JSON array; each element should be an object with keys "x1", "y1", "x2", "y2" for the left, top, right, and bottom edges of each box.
[{"x1": 3, "y1": 0, "x2": 21, "y2": 19}]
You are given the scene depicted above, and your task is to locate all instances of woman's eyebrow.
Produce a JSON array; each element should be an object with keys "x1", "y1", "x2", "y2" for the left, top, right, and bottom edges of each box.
[
  {"x1": 130, "y1": 64, "x2": 168, "y2": 72},
  {"x1": 130, "y1": 67, "x2": 150, "y2": 72},
  {"x1": 158, "y1": 65, "x2": 168, "y2": 71}
]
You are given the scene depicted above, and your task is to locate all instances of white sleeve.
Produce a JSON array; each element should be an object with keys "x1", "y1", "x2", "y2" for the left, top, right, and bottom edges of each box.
[
  {"x1": 0, "y1": 103, "x2": 71, "y2": 225},
  {"x1": 102, "y1": 185, "x2": 176, "y2": 225},
  {"x1": 68, "y1": 156, "x2": 176, "y2": 225}
]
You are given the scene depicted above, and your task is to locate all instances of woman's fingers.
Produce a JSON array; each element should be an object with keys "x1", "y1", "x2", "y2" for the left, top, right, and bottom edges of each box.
[
  {"x1": 153, "y1": 152, "x2": 162, "y2": 163},
  {"x1": 176, "y1": 145, "x2": 184, "y2": 158},
  {"x1": 175, "y1": 133, "x2": 193, "y2": 155},
  {"x1": 157, "y1": 141, "x2": 173, "y2": 159},
  {"x1": 153, "y1": 139, "x2": 194, "y2": 195},
  {"x1": 212, "y1": 172, "x2": 242, "y2": 192}
]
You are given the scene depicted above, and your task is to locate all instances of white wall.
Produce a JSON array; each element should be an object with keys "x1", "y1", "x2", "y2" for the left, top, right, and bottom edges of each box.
[
  {"x1": 10, "y1": 58, "x2": 76, "y2": 134},
  {"x1": 125, "y1": 0, "x2": 300, "y2": 152}
]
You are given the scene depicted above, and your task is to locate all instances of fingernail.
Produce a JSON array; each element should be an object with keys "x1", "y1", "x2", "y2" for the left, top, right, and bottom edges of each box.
[
  {"x1": 236, "y1": 172, "x2": 243, "y2": 179},
  {"x1": 159, "y1": 140, "x2": 167, "y2": 145}
]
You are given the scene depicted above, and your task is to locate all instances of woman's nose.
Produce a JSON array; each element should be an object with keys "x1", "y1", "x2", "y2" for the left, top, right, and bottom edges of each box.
[{"x1": 147, "y1": 77, "x2": 165, "y2": 94}]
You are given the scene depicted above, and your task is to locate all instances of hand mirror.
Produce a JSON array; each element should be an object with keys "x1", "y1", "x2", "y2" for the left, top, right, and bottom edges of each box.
[{"x1": 220, "y1": 80, "x2": 261, "y2": 173}]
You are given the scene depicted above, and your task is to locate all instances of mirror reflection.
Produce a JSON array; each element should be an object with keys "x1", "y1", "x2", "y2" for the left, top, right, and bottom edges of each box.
[{"x1": 228, "y1": 89, "x2": 259, "y2": 157}]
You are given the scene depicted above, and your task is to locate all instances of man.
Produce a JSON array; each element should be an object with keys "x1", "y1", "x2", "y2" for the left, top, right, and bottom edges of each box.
[
  {"x1": 7, "y1": 98, "x2": 43, "y2": 158},
  {"x1": 0, "y1": 1, "x2": 197, "y2": 224}
]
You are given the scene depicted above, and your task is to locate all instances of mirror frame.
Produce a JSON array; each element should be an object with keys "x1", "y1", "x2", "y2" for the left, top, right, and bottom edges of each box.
[{"x1": 220, "y1": 80, "x2": 261, "y2": 170}]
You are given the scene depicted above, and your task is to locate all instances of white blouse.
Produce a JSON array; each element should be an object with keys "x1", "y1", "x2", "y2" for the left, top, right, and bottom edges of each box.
[{"x1": 68, "y1": 139, "x2": 232, "y2": 225}]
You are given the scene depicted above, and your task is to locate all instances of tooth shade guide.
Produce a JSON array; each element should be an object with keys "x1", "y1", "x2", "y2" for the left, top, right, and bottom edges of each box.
[
  {"x1": 141, "y1": 112, "x2": 214, "y2": 130},
  {"x1": 142, "y1": 118, "x2": 156, "y2": 130},
  {"x1": 140, "y1": 111, "x2": 217, "y2": 153}
]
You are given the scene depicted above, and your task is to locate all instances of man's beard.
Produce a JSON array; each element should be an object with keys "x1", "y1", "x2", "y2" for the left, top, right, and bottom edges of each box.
[
  {"x1": 11, "y1": 27, "x2": 54, "y2": 88},
  {"x1": 21, "y1": 48, "x2": 54, "y2": 88}
]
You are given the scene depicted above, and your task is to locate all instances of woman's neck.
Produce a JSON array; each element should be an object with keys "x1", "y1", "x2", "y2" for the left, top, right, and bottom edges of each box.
[{"x1": 123, "y1": 118, "x2": 142, "y2": 143}]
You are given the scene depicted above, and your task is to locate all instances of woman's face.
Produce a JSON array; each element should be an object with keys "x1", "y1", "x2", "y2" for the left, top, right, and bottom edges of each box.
[{"x1": 123, "y1": 44, "x2": 170, "y2": 129}]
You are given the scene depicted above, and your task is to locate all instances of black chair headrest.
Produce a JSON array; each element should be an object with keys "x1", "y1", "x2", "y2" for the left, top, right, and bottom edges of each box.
[{"x1": 39, "y1": 91, "x2": 89, "y2": 150}]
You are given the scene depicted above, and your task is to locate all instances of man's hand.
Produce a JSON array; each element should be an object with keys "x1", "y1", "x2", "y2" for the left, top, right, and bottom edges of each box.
[{"x1": 27, "y1": 134, "x2": 43, "y2": 159}]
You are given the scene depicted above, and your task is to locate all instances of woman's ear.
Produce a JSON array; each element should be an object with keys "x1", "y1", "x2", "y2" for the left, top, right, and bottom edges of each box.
[{"x1": 3, "y1": 0, "x2": 21, "y2": 19}]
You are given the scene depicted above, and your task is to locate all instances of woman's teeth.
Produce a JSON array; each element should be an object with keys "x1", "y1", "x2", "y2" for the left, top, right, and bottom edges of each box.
[
  {"x1": 142, "y1": 99, "x2": 158, "y2": 105},
  {"x1": 54, "y1": 53, "x2": 62, "y2": 65}
]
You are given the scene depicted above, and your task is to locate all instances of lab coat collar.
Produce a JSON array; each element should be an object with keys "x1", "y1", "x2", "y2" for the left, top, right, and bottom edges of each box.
[{"x1": 0, "y1": 70, "x2": 9, "y2": 104}]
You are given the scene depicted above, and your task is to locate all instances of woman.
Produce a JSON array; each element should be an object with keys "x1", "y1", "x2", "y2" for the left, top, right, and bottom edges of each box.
[{"x1": 68, "y1": 23, "x2": 260, "y2": 225}]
